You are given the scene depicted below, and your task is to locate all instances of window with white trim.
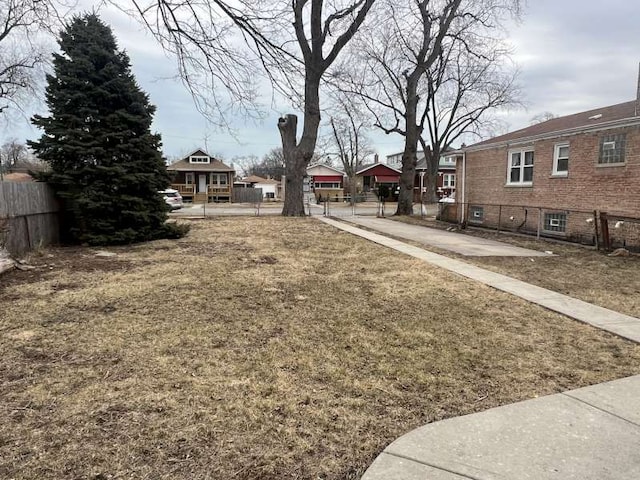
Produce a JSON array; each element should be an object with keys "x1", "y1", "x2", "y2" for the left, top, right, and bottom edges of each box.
[
  {"x1": 314, "y1": 182, "x2": 341, "y2": 189},
  {"x1": 189, "y1": 155, "x2": 210, "y2": 164},
  {"x1": 469, "y1": 206, "x2": 484, "y2": 223},
  {"x1": 443, "y1": 156, "x2": 456, "y2": 165},
  {"x1": 443, "y1": 173, "x2": 456, "y2": 188},
  {"x1": 210, "y1": 173, "x2": 228, "y2": 185},
  {"x1": 599, "y1": 134, "x2": 625, "y2": 164},
  {"x1": 553, "y1": 143, "x2": 569, "y2": 176},
  {"x1": 544, "y1": 212, "x2": 567, "y2": 233},
  {"x1": 507, "y1": 149, "x2": 534, "y2": 185},
  {"x1": 185, "y1": 173, "x2": 194, "y2": 184}
]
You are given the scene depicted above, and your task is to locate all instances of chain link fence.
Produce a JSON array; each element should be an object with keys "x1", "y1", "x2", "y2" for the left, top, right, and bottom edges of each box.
[{"x1": 439, "y1": 202, "x2": 640, "y2": 252}]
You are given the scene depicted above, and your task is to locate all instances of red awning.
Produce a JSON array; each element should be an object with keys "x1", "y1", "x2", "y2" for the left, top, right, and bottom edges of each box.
[
  {"x1": 375, "y1": 175, "x2": 399, "y2": 183},
  {"x1": 313, "y1": 175, "x2": 342, "y2": 182}
]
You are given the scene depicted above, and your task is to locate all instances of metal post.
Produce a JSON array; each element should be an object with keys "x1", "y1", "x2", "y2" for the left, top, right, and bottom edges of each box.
[
  {"x1": 537, "y1": 207, "x2": 542, "y2": 239},
  {"x1": 600, "y1": 212, "x2": 611, "y2": 251},
  {"x1": 593, "y1": 210, "x2": 600, "y2": 250},
  {"x1": 497, "y1": 205, "x2": 502, "y2": 232}
]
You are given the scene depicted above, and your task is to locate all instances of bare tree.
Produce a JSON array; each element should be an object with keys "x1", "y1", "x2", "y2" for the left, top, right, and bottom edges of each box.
[
  {"x1": 346, "y1": 0, "x2": 520, "y2": 214},
  {"x1": 328, "y1": 97, "x2": 373, "y2": 204},
  {"x1": 125, "y1": 0, "x2": 377, "y2": 215},
  {"x1": 0, "y1": 0, "x2": 69, "y2": 120},
  {"x1": 418, "y1": 36, "x2": 521, "y2": 201},
  {"x1": 530, "y1": 111, "x2": 557, "y2": 125},
  {"x1": 235, "y1": 149, "x2": 285, "y2": 180},
  {"x1": 0, "y1": 138, "x2": 47, "y2": 179}
]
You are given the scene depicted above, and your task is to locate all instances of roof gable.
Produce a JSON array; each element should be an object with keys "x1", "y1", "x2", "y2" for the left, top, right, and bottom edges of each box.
[
  {"x1": 356, "y1": 163, "x2": 401, "y2": 175},
  {"x1": 306, "y1": 163, "x2": 344, "y2": 176}
]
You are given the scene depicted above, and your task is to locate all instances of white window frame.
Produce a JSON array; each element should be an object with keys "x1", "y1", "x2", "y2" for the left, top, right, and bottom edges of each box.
[
  {"x1": 507, "y1": 149, "x2": 534, "y2": 186},
  {"x1": 442, "y1": 173, "x2": 456, "y2": 188},
  {"x1": 443, "y1": 156, "x2": 456, "y2": 165},
  {"x1": 552, "y1": 143, "x2": 569, "y2": 177},
  {"x1": 185, "y1": 172, "x2": 194, "y2": 184},
  {"x1": 314, "y1": 182, "x2": 341, "y2": 189},
  {"x1": 210, "y1": 173, "x2": 228, "y2": 185},
  {"x1": 189, "y1": 155, "x2": 210, "y2": 164}
]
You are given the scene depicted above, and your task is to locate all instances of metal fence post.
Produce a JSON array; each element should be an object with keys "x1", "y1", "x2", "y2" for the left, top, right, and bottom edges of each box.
[
  {"x1": 497, "y1": 204, "x2": 502, "y2": 232},
  {"x1": 593, "y1": 210, "x2": 599, "y2": 250},
  {"x1": 537, "y1": 207, "x2": 542, "y2": 239}
]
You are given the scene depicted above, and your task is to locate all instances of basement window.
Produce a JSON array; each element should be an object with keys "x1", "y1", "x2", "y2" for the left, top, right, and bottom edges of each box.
[
  {"x1": 469, "y1": 206, "x2": 484, "y2": 223},
  {"x1": 544, "y1": 212, "x2": 567, "y2": 234}
]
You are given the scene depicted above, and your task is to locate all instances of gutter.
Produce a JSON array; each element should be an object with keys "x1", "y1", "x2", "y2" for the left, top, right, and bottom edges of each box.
[{"x1": 460, "y1": 152, "x2": 466, "y2": 224}]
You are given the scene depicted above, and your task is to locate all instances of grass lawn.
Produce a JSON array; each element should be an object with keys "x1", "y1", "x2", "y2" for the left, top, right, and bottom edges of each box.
[
  {"x1": 2, "y1": 217, "x2": 640, "y2": 479},
  {"x1": 391, "y1": 216, "x2": 640, "y2": 318}
]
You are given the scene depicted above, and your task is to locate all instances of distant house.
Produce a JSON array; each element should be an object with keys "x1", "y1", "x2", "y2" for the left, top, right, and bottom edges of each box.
[
  {"x1": 2, "y1": 172, "x2": 35, "y2": 182},
  {"x1": 306, "y1": 163, "x2": 345, "y2": 200},
  {"x1": 355, "y1": 162, "x2": 401, "y2": 197},
  {"x1": 240, "y1": 175, "x2": 281, "y2": 200},
  {"x1": 455, "y1": 97, "x2": 640, "y2": 244},
  {"x1": 167, "y1": 149, "x2": 235, "y2": 203},
  {"x1": 386, "y1": 150, "x2": 457, "y2": 200}
]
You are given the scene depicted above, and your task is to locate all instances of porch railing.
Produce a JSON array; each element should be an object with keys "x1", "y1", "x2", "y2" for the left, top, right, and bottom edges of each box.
[
  {"x1": 172, "y1": 184, "x2": 195, "y2": 195},
  {"x1": 208, "y1": 185, "x2": 231, "y2": 194},
  {"x1": 171, "y1": 184, "x2": 231, "y2": 195}
]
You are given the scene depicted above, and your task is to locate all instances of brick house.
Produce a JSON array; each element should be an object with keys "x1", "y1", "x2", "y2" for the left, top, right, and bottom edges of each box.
[
  {"x1": 455, "y1": 99, "x2": 640, "y2": 246},
  {"x1": 386, "y1": 151, "x2": 457, "y2": 200},
  {"x1": 355, "y1": 162, "x2": 401, "y2": 198}
]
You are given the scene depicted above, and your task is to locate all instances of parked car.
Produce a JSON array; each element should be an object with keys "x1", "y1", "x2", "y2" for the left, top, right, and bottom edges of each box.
[{"x1": 159, "y1": 188, "x2": 183, "y2": 210}]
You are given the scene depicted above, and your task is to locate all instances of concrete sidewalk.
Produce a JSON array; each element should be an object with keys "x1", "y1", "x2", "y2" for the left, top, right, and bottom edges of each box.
[
  {"x1": 363, "y1": 374, "x2": 640, "y2": 480},
  {"x1": 316, "y1": 217, "x2": 640, "y2": 480}
]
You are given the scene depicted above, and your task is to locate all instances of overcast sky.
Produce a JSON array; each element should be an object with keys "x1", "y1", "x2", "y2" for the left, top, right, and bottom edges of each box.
[{"x1": 2, "y1": 0, "x2": 640, "y2": 164}]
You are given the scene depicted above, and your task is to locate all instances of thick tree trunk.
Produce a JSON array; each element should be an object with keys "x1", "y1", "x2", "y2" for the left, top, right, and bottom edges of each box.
[
  {"x1": 279, "y1": 114, "x2": 307, "y2": 216},
  {"x1": 424, "y1": 148, "x2": 439, "y2": 203},
  {"x1": 280, "y1": 74, "x2": 322, "y2": 216},
  {"x1": 396, "y1": 81, "x2": 419, "y2": 216}
]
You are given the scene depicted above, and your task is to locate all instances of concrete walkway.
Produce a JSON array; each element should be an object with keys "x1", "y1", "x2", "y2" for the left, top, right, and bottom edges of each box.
[
  {"x1": 317, "y1": 218, "x2": 640, "y2": 480},
  {"x1": 363, "y1": 374, "x2": 640, "y2": 480},
  {"x1": 345, "y1": 217, "x2": 552, "y2": 257}
]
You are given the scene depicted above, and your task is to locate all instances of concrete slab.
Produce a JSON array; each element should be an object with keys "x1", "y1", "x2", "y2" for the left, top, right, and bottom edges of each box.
[
  {"x1": 0, "y1": 257, "x2": 15, "y2": 276},
  {"x1": 345, "y1": 217, "x2": 551, "y2": 257},
  {"x1": 362, "y1": 376, "x2": 640, "y2": 480},
  {"x1": 364, "y1": 453, "x2": 472, "y2": 480},
  {"x1": 565, "y1": 375, "x2": 640, "y2": 426}
]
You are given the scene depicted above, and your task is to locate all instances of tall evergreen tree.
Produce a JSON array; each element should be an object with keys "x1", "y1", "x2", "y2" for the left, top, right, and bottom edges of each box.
[{"x1": 29, "y1": 13, "x2": 184, "y2": 245}]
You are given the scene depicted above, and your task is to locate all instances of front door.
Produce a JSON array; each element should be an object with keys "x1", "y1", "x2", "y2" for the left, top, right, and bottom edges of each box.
[{"x1": 198, "y1": 174, "x2": 207, "y2": 193}]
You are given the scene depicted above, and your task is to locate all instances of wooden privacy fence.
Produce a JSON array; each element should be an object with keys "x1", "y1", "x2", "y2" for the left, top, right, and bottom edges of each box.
[
  {"x1": 0, "y1": 182, "x2": 60, "y2": 256},
  {"x1": 232, "y1": 187, "x2": 263, "y2": 204}
]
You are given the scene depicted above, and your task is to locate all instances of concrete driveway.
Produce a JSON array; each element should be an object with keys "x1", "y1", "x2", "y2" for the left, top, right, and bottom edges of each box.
[{"x1": 343, "y1": 217, "x2": 552, "y2": 257}]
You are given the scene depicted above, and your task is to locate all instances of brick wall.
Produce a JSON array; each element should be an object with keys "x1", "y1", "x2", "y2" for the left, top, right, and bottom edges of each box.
[{"x1": 462, "y1": 125, "x2": 640, "y2": 216}]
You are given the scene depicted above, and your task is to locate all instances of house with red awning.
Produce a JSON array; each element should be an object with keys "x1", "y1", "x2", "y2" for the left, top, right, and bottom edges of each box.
[
  {"x1": 355, "y1": 162, "x2": 401, "y2": 198},
  {"x1": 306, "y1": 163, "x2": 345, "y2": 201}
]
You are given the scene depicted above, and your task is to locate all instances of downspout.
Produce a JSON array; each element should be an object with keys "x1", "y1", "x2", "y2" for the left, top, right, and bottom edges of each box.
[{"x1": 460, "y1": 152, "x2": 466, "y2": 224}]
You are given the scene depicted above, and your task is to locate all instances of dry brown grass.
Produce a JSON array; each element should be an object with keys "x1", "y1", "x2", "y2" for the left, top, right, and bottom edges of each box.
[
  {"x1": 2, "y1": 217, "x2": 640, "y2": 480},
  {"x1": 391, "y1": 216, "x2": 640, "y2": 318}
]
